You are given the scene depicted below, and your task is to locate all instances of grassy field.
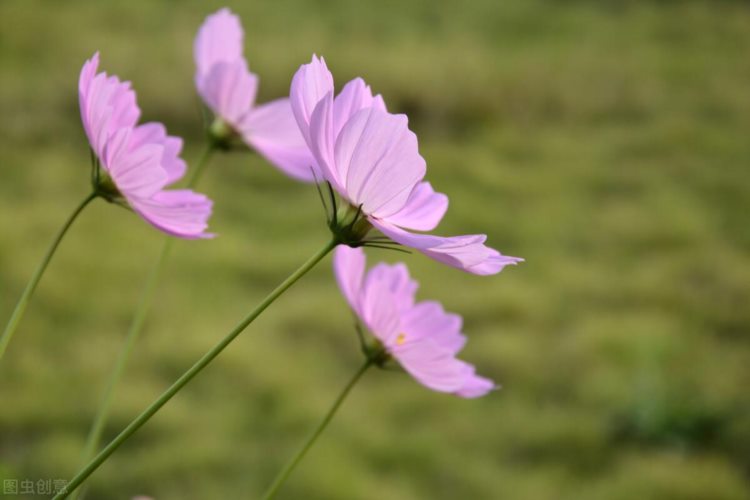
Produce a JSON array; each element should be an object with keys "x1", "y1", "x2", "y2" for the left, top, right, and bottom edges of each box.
[{"x1": 1, "y1": 0, "x2": 749, "y2": 498}]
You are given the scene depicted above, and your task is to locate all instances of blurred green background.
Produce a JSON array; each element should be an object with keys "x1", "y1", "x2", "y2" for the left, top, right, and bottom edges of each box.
[{"x1": 1, "y1": 0, "x2": 749, "y2": 498}]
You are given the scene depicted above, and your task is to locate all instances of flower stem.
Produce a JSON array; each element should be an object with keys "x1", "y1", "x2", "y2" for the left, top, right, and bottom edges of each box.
[
  {"x1": 72, "y1": 238, "x2": 175, "y2": 500},
  {"x1": 186, "y1": 144, "x2": 214, "y2": 188},
  {"x1": 261, "y1": 358, "x2": 373, "y2": 500},
  {"x1": 55, "y1": 237, "x2": 339, "y2": 499},
  {"x1": 0, "y1": 192, "x2": 97, "y2": 362},
  {"x1": 72, "y1": 145, "x2": 215, "y2": 500}
]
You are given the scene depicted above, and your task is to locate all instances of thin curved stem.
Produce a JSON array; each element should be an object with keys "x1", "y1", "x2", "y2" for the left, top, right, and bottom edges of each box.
[
  {"x1": 72, "y1": 239, "x2": 174, "y2": 500},
  {"x1": 0, "y1": 192, "x2": 97, "y2": 361},
  {"x1": 186, "y1": 144, "x2": 215, "y2": 188},
  {"x1": 55, "y1": 237, "x2": 339, "y2": 499},
  {"x1": 73, "y1": 146, "x2": 215, "y2": 500},
  {"x1": 261, "y1": 358, "x2": 373, "y2": 500}
]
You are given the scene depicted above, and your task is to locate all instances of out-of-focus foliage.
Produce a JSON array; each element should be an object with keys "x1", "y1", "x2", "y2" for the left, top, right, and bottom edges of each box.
[{"x1": 1, "y1": 0, "x2": 749, "y2": 498}]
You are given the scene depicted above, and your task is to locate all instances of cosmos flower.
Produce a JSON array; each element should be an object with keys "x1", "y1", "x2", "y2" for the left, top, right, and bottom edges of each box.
[
  {"x1": 79, "y1": 52, "x2": 213, "y2": 238},
  {"x1": 291, "y1": 55, "x2": 522, "y2": 275},
  {"x1": 334, "y1": 246, "x2": 496, "y2": 397},
  {"x1": 194, "y1": 8, "x2": 314, "y2": 181}
]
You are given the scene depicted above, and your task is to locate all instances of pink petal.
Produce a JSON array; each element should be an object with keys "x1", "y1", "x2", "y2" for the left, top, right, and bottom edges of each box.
[
  {"x1": 332, "y1": 77, "x2": 387, "y2": 137},
  {"x1": 130, "y1": 123, "x2": 187, "y2": 185},
  {"x1": 78, "y1": 52, "x2": 99, "y2": 100},
  {"x1": 307, "y1": 91, "x2": 342, "y2": 190},
  {"x1": 372, "y1": 94, "x2": 387, "y2": 112},
  {"x1": 465, "y1": 254, "x2": 524, "y2": 275},
  {"x1": 79, "y1": 53, "x2": 140, "y2": 160},
  {"x1": 129, "y1": 122, "x2": 166, "y2": 147},
  {"x1": 107, "y1": 77, "x2": 140, "y2": 131},
  {"x1": 240, "y1": 98, "x2": 317, "y2": 181},
  {"x1": 456, "y1": 371, "x2": 496, "y2": 398},
  {"x1": 290, "y1": 55, "x2": 334, "y2": 144},
  {"x1": 397, "y1": 301, "x2": 465, "y2": 354},
  {"x1": 393, "y1": 338, "x2": 495, "y2": 398},
  {"x1": 129, "y1": 189, "x2": 214, "y2": 239},
  {"x1": 334, "y1": 247, "x2": 419, "y2": 339},
  {"x1": 370, "y1": 262, "x2": 418, "y2": 314},
  {"x1": 335, "y1": 107, "x2": 426, "y2": 217},
  {"x1": 194, "y1": 8, "x2": 244, "y2": 83},
  {"x1": 358, "y1": 262, "x2": 416, "y2": 343},
  {"x1": 370, "y1": 218, "x2": 523, "y2": 276},
  {"x1": 161, "y1": 136, "x2": 188, "y2": 185},
  {"x1": 333, "y1": 245, "x2": 366, "y2": 316},
  {"x1": 289, "y1": 56, "x2": 341, "y2": 190},
  {"x1": 386, "y1": 181, "x2": 448, "y2": 232},
  {"x1": 289, "y1": 58, "x2": 394, "y2": 193},
  {"x1": 393, "y1": 339, "x2": 472, "y2": 393},
  {"x1": 103, "y1": 128, "x2": 168, "y2": 199},
  {"x1": 198, "y1": 60, "x2": 258, "y2": 126}
]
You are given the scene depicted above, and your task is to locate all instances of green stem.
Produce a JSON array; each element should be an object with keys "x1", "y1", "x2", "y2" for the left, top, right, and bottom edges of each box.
[
  {"x1": 73, "y1": 146, "x2": 215, "y2": 500},
  {"x1": 72, "y1": 239, "x2": 174, "y2": 500},
  {"x1": 0, "y1": 192, "x2": 97, "y2": 361},
  {"x1": 186, "y1": 145, "x2": 214, "y2": 188},
  {"x1": 261, "y1": 358, "x2": 373, "y2": 500},
  {"x1": 55, "y1": 237, "x2": 339, "y2": 499}
]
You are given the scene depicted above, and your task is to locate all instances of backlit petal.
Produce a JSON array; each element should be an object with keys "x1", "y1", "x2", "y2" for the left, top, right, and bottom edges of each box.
[
  {"x1": 240, "y1": 98, "x2": 317, "y2": 181},
  {"x1": 336, "y1": 108, "x2": 425, "y2": 217}
]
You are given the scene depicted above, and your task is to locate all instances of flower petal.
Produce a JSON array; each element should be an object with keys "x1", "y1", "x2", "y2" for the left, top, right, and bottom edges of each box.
[
  {"x1": 198, "y1": 60, "x2": 258, "y2": 126},
  {"x1": 397, "y1": 300, "x2": 465, "y2": 353},
  {"x1": 393, "y1": 337, "x2": 494, "y2": 398},
  {"x1": 240, "y1": 98, "x2": 317, "y2": 181},
  {"x1": 130, "y1": 123, "x2": 187, "y2": 185},
  {"x1": 393, "y1": 339, "x2": 472, "y2": 393},
  {"x1": 307, "y1": 90, "x2": 341, "y2": 189},
  {"x1": 79, "y1": 53, "x2": 140, "y2": 160},
  {"x1": 161, "y1": 136, "x2": 187, "y2": 185},
  {"x1": 335, "y1": 107, "x2": 426, "y2": 217},
  {"x1": 290, "y1": 55, "x2": 334, "y2": 145},
  {"x1": 129, "y1": 189, "x2": 214, "y2": 239},
  {"x1": 385, "y1": 181, "x2": 448, "y2": 231},
  {"x1": 358, "y1": 262, "x2": 417, "y2": 342},
  {"x1": 456, "y1": 370, "x2": 496, "y2": 398},
  {"x1": 333, "y1": 77, "x2": 387, "y2": 137},
  {"x1": 370, "y1": 218, "x2": 523, "y2": 275},
  {"x1": 194, "y1": 8, "x2": 244, "y2": 82},
  {"x1": 104, "y1": 127, "x2": 168, "y2": 199},
  {"x1": 333, "y1": 245, "x2": 366, "y2": 316},
  {"x1": 129, "y1": 122, "x2": 166, "y2": 148},
  {"x1": 371, "y1": 262, "x2": 418, "y2": 314}
]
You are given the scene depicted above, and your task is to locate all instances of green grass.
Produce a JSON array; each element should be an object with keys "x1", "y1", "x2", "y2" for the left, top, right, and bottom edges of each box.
[{"x1": 1, "y1": 0, "x2": 749, "y2": 498}]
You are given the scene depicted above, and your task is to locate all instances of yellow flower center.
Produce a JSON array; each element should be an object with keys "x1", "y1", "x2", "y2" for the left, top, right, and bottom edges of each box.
[{"x1": 395, "y1": 333, "x2": 407, "y2": 345}]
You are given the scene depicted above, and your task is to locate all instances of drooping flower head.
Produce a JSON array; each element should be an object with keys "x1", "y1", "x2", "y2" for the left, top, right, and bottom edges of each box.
[
  {"x1": 334, "y1": 246, "x2": 495, "y2": 397},
  {"x1": 194, "y1": 8, "x2": 314, "y2": 181},
  {"x1": 79, "y1": 53, "x2": 213, "y2": 239},
  {"x1": 291, "y1": 56, "x2": 523, "y2": 275}
]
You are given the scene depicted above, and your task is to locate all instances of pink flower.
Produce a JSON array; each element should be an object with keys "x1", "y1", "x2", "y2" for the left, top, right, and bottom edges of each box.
[
  {"x1": 194, "y1": 8, "x2": 314, "y2": 181},
  {"x1": 334, "y1": 246, "x2": 495, "y2": 397},
  {"x1": 79, "y1": 53, "x2": 213, "y2": 239},
  {"x1": 291, "y1": 56, "x2": 523, "y2": 275}
]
